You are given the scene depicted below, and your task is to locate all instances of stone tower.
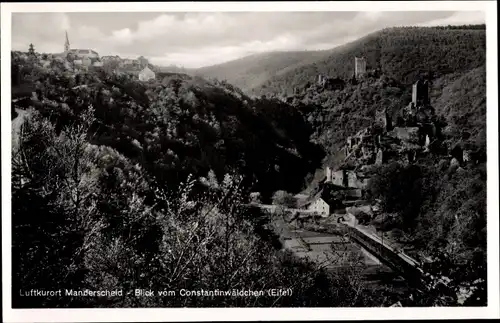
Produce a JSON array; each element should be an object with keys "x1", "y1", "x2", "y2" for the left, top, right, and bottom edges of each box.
[
  {"x1": 355, "y1": 57, "x2": 367, "y2": 78},
  {"x1": 375, "y1": 107, "x2": 392, "y2": 132},
  {"x1": 64, "y1": 30, "x2": 70, "y2": 52},
  {"x1": 318, "y1": 74, "x2": 325, "y2": 86},
  {"x1": 384, "y1": 108, "x2": 393, "y2": 132},
  {"x1": 412, "y1": 80, "x2": 430, "y2": 107}
]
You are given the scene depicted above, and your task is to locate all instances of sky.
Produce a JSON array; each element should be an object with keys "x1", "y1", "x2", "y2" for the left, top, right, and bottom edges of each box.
[{"x1": 11, "y1": 11, "x2": 485, "y2": 68}]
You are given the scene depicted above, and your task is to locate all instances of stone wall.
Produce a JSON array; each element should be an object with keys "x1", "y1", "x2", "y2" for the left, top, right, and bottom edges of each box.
[
  {"x1": 331, "y1": 170, "x2": 346, "y2": 187},
  {"x1": 347, "y1": 171, "x2": 368, "y2": 189}
]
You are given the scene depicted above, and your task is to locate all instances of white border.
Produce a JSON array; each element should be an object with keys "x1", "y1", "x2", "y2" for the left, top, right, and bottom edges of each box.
[{"x1": 1, "y1": 1, "x2": 499, "y2": 322}]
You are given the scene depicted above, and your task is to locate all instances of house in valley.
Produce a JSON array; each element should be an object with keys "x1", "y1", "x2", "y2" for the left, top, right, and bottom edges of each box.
[
  {"x1": 299, "y1": 193, "x2": 331, "y2": 217},
  {"x1": 325, "y1": 167, "x2": 368, "y2": 190}
]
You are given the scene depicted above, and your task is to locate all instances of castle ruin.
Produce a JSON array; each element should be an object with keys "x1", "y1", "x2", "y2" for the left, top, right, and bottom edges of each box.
[
  {"x1": 412, "y1": 80, "x2": 430, "y2": 107},
  {"x1": 317, "y1": 74, "x2": 325, "y2": 86}
]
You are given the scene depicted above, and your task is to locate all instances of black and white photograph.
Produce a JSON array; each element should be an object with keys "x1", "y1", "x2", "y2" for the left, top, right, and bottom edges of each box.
[{"x1": 1, "y1": 1, "x2": 499, "y2": 321}]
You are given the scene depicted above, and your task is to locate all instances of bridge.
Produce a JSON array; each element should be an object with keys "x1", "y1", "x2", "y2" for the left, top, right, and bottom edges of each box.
[{"x1": 341, "y1": 220, "x2": 426, "y2": 288}]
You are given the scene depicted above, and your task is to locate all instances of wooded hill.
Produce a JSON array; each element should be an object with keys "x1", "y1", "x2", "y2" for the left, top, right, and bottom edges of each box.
[
  {"x1": 11, "y1": 54, "x2": 346, "y2": 308},
  {"x1": 193, "y1": 50, "x2": 332, "y2": 94},
  {"x1": 193, "y1": 25, "x2": 486, "y2": 97},
  {"x1": 11, "y1": 63, "x2": 324, "y2": 200},
  {"x1": 281, "y1": 25, "x2": 487, "y2": 305}
]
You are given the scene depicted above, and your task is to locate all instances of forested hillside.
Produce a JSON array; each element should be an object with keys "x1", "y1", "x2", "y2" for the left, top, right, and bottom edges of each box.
[
  {"x1": 194, "y1": 50, "x2": 331, "y2": 93},
  {"x1": 11, "y1": 59, "x2": 324, "y2": 199},
  {"x1": 432, "y1": 66, "x2": 486, "y2": 151},
  {"x1": 11, "y1": 55, "x2": 350, "y2": 308},
  {"x1": 284, "y1": 50, "x2": 487, "y2": 306},
  {"x1": 211, "y1": 25, "x2": 485, "y2": 96},
  {"x1": 9, "y1": 22, "x2": 488, "y2": 308}
]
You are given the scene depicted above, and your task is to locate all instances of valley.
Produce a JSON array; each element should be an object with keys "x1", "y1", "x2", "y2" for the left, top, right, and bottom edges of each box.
[{"x1": 10, "y1": 23, "x2": 487, "y2": 308}]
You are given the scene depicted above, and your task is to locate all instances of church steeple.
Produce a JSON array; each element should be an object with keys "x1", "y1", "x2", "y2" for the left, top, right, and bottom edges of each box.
[{"x1": 64, "y1": 30, "x2": 70, "y2": 52}]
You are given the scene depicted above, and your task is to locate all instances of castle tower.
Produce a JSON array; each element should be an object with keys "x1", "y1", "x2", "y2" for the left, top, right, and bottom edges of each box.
[
  {"x1": 325, "y1": 166, "x2": 332, "y2": 183},
  {"x1": 375, "y1": 107, "x2": 392, "y2": 132},
  {"x1": 412, "y1": 80, "x2": 430, "y2": 107},
  {"x1": 317, "y1": 74, "x2": 324, "y2": 85},
  {"x1": 384, "y1": 108, "x2": 393, "y2": 132},
  {"x1": 64, "y1": 30, "x2": 70, "y2": 52},
  {"x1": 355, "y1": 57, "x2": 367, "y2": 78}
]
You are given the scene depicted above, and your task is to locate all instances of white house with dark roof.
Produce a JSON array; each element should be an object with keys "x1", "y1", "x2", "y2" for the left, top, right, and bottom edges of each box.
[
  {"x1": 299, "y1": 192, "x2": 330, "y2": 217},
  {"x1": 138, "y1": 66, "x2": 156, "y2": 82}
]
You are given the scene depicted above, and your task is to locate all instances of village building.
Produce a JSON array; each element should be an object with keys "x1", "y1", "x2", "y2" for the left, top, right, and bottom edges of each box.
[
  {"x1": 62, "y1": 33, "x2": 99, "y2": 62},
  {"x1": 120, "y1": 58, "x2": 139, "y2": 67},
  {"x1": 81, "y1": 57, "x2": 92, "y2": 67},
  {"x1": 300, "y1": 195, "x2": 330, "y2": 217},
  {"x1": 137, "y1": 56, "x2": 149, "y2": 68},
  {"x1": 67, "y1": 49, "x2": 100, "y2": 61},
  {"x1": 101, "y1": 55, "x2": 121, "y2": 62},
  {"x1": 138, "y1": 66, "x2": 156, "y2": 82},
  {"x1": 325, "y1": 167, "x2": 368, "y2": 191}
]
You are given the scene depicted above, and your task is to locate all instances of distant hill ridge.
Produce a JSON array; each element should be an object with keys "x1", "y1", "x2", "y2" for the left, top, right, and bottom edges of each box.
[
  {"x1": 194, "y1": 50, "x2": 333, "y2": 92},
  {"x1": 193, "y1": 25, "x2": 486, "y2": 96}
]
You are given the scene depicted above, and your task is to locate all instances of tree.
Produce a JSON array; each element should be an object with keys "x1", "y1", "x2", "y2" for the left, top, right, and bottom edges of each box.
[
  {"x1": 249, "y1": 192, "x2": 262, "y2": 204},
  {"x1": 28, "y1": 43, "x2": 35, "y2": 56},
  {"x1": 12, "y1": 107, "x2": 99, "y2": 307}
]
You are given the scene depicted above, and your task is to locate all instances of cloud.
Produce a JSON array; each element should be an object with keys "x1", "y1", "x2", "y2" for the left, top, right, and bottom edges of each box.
[
  {"x1": 11, "y1": 11, "x2": 486, "y2": 68},
  {"x1": 415, "y1": 11, "x2": 485, "y2": 27},
  {"x1": 77, "y1": 25, "x2": 106, "y2": 40},
  {"x1": 12, "y1": 13, "x2": 71, "y2": 52},
  {"x1": 112, "y1": 28, "x2": 134, "y2": 45}
]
